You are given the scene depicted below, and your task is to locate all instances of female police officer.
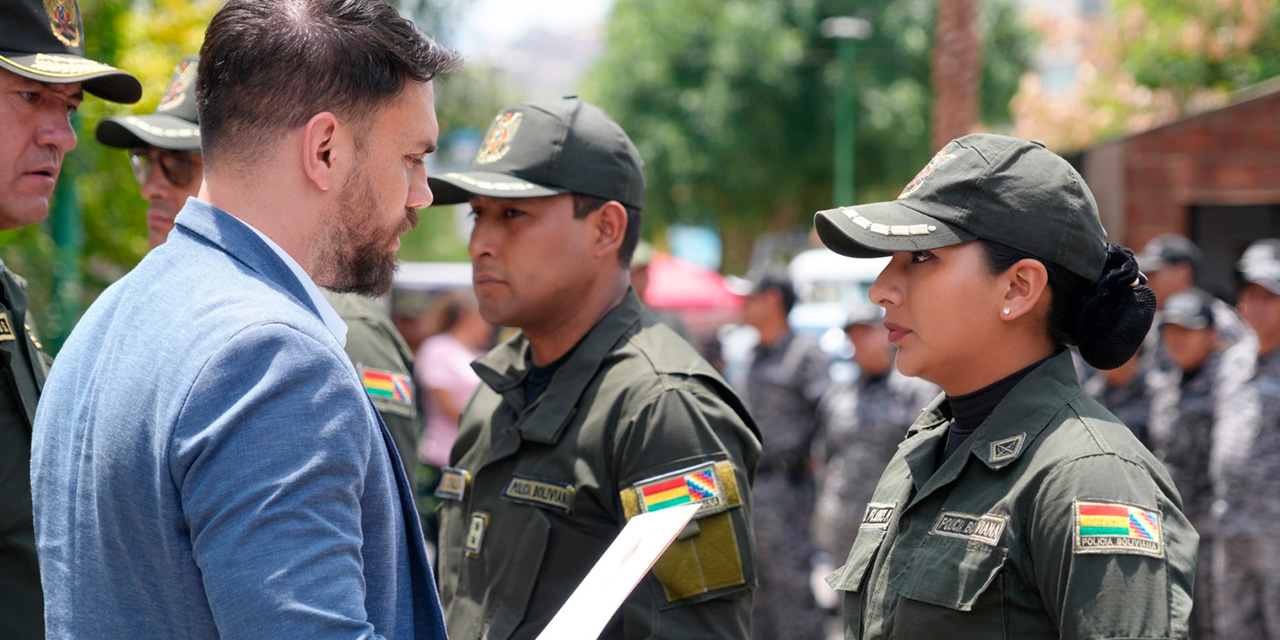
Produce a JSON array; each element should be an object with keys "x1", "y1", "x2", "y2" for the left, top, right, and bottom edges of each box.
[{"x1": 813, "y1": 134, "x2": 1196, "y2": 640}]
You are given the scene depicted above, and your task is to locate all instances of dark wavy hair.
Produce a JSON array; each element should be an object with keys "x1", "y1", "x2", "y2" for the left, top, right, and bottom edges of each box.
[
  {"x1": 197, "y1": 0, "x2": 462, "y2": 168},
  {"x1": 980, "y1": 240, "x2": 1156, "y2": 370}
]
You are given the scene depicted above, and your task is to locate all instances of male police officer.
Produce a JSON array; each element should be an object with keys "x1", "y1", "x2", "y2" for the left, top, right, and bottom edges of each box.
[
  {"x1": 96, "y1": 54, "x2": 424, "y2": 494},
  {"x1": 428, "y1": 97, "x2": 761, "y2": 639},
  {"x1": 0, "y1": 2, "x2": 139, "y2": 637},
  {"x1": 1148, "y1": 288, "x2": 1221, "y2": 640},
  {"x1": 734, "y1": 270, "x2": 829, "y2": 640}
]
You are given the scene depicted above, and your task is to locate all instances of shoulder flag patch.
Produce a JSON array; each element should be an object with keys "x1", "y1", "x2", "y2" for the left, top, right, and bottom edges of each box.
[
  {"x1": 620, "y1": 460, "x2": 742, "y2": 521},
  {"x1": 361, "y1": 367, "x2": 413, "y2": 405},
  {"x1": 1073, "y1": 500, "x2": 1164, "y2": 558}
]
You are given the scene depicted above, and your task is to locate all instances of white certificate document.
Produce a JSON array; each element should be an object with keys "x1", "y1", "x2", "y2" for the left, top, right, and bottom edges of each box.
[{"x1": 535, "y1": 502, "x2": 701, "y2": 640}]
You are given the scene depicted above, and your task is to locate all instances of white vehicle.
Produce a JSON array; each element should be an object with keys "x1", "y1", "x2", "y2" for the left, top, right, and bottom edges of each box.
[{"x1": 788, "y1": 248, "x2": 890, "y2": 382}]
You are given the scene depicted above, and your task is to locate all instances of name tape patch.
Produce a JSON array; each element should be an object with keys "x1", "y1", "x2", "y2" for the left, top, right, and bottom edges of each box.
[
  {"x1": 434, "y1": 467, "x2": 470, "y2": 501},
  {"x1": 501, "y1": 474, "x2": 575, "y2": 514},
  {"x1": 1073, "y1": 500, "x2": 1164, "y2": 558},
  {"x1": 0, "y1": 312, "x2": 14, "y2": 342},
  {"x1": 929, "y1": 510, "x2": 1008, "y2": 546},
  {"x1": 465, "y1": 511, "x2": 489, "y2": 557},
  {"x1": 861, "y1": 502, "x2": 896, "y2": 531}
]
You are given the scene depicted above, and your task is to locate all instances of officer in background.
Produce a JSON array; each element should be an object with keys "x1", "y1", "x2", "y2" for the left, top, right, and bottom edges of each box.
[
  {"x1": 96, "y1": 55, "x2": 201, "y2": 250},
  {"x1": 1212, "y1": 239, "x2": 1280, "y2": 640},
  {"x1": 428, "y1": 97, "x2": 761, "y2": 639},
  {"x1": 812, "y1": 304, "x2": 937, "y2": 579},
  {"x1": 97, "y1": 55, "x2": 422, "y2": 491},
  {"x1": 0, "y1": 2, "x2": 140, "y2": 637},
  {"x1": 1137, "y1": 233, "x2": 1253, "y2": 370},
  {"x1": 734, "y1": 271, "x2": 830, "y2": 640},
  {"x1": 1147, "y1": 288, "x2": 1220, "y2": 640},
  {"x1": 1082, "y1": 348, "x2": 1153, "y2": 448}
]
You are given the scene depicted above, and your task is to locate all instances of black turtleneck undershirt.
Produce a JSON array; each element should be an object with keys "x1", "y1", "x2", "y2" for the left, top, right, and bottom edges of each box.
[{"x1": 939, "y1": 353, "x2": 1055, "y2": 465}]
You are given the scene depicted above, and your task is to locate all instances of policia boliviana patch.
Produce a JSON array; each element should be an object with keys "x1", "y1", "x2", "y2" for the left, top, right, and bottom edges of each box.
[
  {"x1": 621, "y1": 461, "x2": 746, "y2": 602},
  {"x1": 1073, "y1": 499, "x2": 1164, "y2": 558}
]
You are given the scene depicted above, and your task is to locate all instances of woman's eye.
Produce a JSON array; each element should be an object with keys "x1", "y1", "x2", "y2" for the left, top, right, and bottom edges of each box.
[{"x1": 909, "y1": 251, "x2": 935, "y2": 263}]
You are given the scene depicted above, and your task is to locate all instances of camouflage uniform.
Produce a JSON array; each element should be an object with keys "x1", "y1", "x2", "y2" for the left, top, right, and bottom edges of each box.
[
  {"x1": 1211, "y1": 345, "x2": 1280, "y2": 640},
  {"x1": 814, "y1": 370, "x2": 937, "y2": 559},
  {"x1": 735, "y1": 332, "x2": 830, "y2": 640},
  {"x1": 1083, "y1": 368, "x2": 1153, "y2": 448},
  {"x1": 1148, "y1": 353, "x2": 1219, "y2": 640}
]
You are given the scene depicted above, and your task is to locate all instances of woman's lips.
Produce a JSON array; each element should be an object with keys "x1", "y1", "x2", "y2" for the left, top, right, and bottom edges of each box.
[{"x1": 884, "y1": 321, "x2": 910, "y2": 344}]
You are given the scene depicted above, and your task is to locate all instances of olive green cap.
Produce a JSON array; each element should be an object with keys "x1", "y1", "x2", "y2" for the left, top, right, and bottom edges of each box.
[
  {"x1": 429, "y1": 97, "x2": 646, "y2": 210},
  {"x1": 0, "y1": 0, "x2": 141, "y2": 103},
  {"x1": 96, "y1": 55, "x2": 199, "y2": 151},
  {"x1": 815, "y1": 134, "x2": 1108, "y2": 282}
]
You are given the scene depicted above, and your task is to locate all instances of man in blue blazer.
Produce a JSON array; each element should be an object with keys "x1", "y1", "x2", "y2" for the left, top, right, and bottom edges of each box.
[{"x1": 30, "y1": 1, "x2": 460, "y2": 638}]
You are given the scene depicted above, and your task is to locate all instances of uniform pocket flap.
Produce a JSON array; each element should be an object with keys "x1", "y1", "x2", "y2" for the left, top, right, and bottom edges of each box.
[
  {"x1": 826, "y1": 529, "x2": 887, "y2": 593},
  {"x1": 888, "y1": 539, "x2": 1007, "y2": 611}
]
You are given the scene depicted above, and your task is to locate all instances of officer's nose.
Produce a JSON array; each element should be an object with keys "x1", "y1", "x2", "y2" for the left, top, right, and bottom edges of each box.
[{"x1": 869, "y1": 254, "x2": 904, "y2": 309}]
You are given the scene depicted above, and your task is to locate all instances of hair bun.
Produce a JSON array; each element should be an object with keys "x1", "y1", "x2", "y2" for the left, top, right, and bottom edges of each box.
[{"x1": 1076, "y1": 244, "x2": 1157, "y2": 370}]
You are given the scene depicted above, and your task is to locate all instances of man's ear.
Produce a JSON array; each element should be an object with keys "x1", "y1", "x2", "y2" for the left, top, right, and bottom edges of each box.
[
  {"x1": 300, "y1": 112, "x2": 346, "y2": 192},
  {"x1": 591, "y1": 200, "x2": 628, "y2": 260},
  {"x1": 1000, "y1": 258, "x2": 1050, "y2": 321}
]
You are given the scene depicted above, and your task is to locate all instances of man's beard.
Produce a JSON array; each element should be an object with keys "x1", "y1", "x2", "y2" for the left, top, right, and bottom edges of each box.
[{"x1": 316, "y1": 168, "x2": 417, "y2": 297}]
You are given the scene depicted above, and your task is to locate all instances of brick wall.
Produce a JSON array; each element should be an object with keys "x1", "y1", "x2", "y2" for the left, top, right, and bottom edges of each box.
[{"x1": 1114, "y1": 88, "x2": 1280, "y2": 249}]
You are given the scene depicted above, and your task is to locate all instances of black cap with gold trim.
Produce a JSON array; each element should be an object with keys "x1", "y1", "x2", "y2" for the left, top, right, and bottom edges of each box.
[
  {"x1": 429, "y1": 97, "x2": 646, "y2": 210},
  {"x1": 0, "y1": 0, "x2": 141, "y2": 103},
  {"x1": 814, "y1": 134, "x2": 1108, "y2": 282},
  {"x1": 96, "y1": 55, "x2": 199, "y2": 151}
]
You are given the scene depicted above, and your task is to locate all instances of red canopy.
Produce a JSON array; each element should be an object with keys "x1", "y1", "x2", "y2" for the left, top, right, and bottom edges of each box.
[{"x1": 642, "y1": 253, "x2": 742, "y2": 310}]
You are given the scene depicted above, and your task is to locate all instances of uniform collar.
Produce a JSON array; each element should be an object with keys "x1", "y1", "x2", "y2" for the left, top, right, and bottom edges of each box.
[
  {"x1": 472, "y1": 288, "x2": 644, "y2": 444},
  {"x1": 898, "y1": 350, "x2": 1082, "y2": 501}
]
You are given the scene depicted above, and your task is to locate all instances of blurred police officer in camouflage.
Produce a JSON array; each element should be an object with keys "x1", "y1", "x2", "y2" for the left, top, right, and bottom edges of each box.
[
  {"x1": 813, "y1": 304, "x2": 936, "y2": 573},
  {"x1": 97, "y1": 54, "x2": 423, "y2": 490},
  {"x1": 1212, "y1": 238, "x2": 1280, "y2": 640},
  {"x1": 1148, "y1": 288, "x2": 1220, "y2": 640},
  {"x1": 1138, "y1": 233, "x2": 1254, "y2": 371},
  {"x1": 0, "y1": 1, "x2": 140, "y2": 637},
  {"x1": 734, "y1": 271, "x2": 830, "y2": 640},
  {"x1": 428, "y1": 97, "x2": 761, "y2": 639},
  {"x1": 1083, "y1": 348, "x2": 1153, "y2": 448}
]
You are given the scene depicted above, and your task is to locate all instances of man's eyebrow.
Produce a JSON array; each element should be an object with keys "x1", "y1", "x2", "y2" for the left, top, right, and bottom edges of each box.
[{"x1": 420, "y1": 140, "x2": 438, "y2": 154}]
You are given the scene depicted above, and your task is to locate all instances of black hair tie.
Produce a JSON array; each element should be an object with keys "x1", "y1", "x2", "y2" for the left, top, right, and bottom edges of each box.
[{"x1": 1076, "y1": 243, "x2": 1157, "y2": 370}]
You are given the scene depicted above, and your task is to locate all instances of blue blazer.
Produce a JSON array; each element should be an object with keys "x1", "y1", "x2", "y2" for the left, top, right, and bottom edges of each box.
[{"x1": 31, "y1": 199, "x2": 447, "y2": 639}]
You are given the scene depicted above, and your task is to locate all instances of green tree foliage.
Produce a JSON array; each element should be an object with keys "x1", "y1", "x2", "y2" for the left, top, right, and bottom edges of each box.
[
  {"x1": 1119, "y1": 0, "x2": 1280, "y2": 98},
  {"x1": 581, "y1": 0, "x2": 1033, "y2": 271}
]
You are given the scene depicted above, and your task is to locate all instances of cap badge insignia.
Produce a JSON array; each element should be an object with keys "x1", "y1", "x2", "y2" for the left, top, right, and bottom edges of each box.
[
  {"x1": 898, "y1": 148, "x2": 956, "y2": 199},
  {"x1": 44, "y1": 0, "x2": 81, "y2": 48},
  {"x1": 158, "y1": 59, "x2": 197, "y2": 112},
  {"x1": 475, "y1": 111, "x2": 523, "y2": 165}
]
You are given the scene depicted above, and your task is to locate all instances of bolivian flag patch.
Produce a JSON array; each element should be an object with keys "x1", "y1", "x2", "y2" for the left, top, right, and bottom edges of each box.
[
  {"x1": 621, "y1": 460, "x2": 742, "y2": 520},
  {"x1": 1073, "y1": 500, "x2": 1164, "y2": 558},
  {"x1": 361, "y1": 367, "x2": 413, "y2": 405}
]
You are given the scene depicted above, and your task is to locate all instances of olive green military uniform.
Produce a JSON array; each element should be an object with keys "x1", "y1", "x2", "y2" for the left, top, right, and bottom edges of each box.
[
  {"x1": 0, "y1": 263, "x2": 52, "y2": 639},
  {"x1": 322, "y1": 289, "x2": 420, "y2": 489},
  {"x1": 437, "y1": 291, "x2": 761, "y2": 640},
  {"x1": 828, "y1": 352, "x2": 1197, "y2": 640}
]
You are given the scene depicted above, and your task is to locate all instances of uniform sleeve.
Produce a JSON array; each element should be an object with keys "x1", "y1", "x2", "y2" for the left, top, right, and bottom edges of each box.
[
  {"x1": 170, "y1": 324, "x2": 390, "y2": 640},
  {"x1": 1028, "y1": 452, "x2": 1197, "y2": 640},
  {"x1": 611, "y1": 383, "x2": 760, "y2": 640},
  {"x1": 343, "y1": 314, "x2": 421, "y2": 483}
]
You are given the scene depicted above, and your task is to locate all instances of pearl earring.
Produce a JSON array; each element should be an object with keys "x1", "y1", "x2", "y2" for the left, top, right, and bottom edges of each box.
[{"x1": 1002, "y1": 308, "x2": 1011, "y2": 315}]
